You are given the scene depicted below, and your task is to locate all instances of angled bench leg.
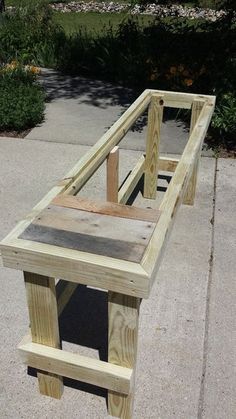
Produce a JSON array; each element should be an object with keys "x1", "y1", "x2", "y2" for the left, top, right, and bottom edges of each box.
[
  {"x1": 24, "y1": 272, "x2": 63, "y2": 399},
  {"x1": 108, "y1": 291, "x2": 140, "y2": 419}
]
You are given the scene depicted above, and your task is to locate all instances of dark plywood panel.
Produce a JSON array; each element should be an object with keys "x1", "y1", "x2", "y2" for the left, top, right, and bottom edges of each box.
[
  {"x1": 52, "y1": 195, "x2": 161, "y2": 223},
  {"x1": 19, "y1": 224, "x2": 146, "y2": 263}
]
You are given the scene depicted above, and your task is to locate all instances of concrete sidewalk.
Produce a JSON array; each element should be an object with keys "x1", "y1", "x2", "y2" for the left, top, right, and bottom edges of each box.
[
  {"x1": 26, "y1": 69, "x2": 198, "y2": 155},
  {"x1": 0, "y1": 135, "x2": 235, "y2": 419}
]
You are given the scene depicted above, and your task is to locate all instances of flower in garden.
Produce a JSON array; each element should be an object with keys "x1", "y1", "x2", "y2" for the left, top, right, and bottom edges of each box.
[{"x1": 184, "y1": 78, "x2": 193, "y2": 86}]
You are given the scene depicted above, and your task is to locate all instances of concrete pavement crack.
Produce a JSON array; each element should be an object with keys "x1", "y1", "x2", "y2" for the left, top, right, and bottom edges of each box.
[{"x1": 197, "y1": 157, "x2": 218, "y2": 419}]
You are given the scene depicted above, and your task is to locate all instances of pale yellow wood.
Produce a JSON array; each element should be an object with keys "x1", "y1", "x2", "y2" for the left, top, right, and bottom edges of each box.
[
  {"x1": 108, "y1": 292, "x2": 140, "y2": 419},
  {"x1": 147, "y1": 89, "x2": 215, "y2": 109},
  {"x1": 107, "y1": 146, "x2": 119, "y2": 202},
  {"x1": 183, "y1": 99, "x2": 205, "y2": 205},
  {"x1": 144, "y1": 96, "x2": 164, "y2": 199},
  {"x1": 52, "y1": 195, "x2": 160, "y2": 223},
  {"x1": 2, "y1": 240, "x2": 149, "y2": 297},
  {"x1": 118, "y1": 155, "x2": 145, "y2": 205},
  {"x1": 57, "y1": 281, "x2": 78, "y2": 316},
  {"x1": 141, "y1": 102, "x2": 215, "y2": 287},
  {"x1": 18, "y1": 338, "x2": 134, "y2": 395},
  {"x1": 65, "y1": 91, "x2": 151, "y2": 196},
  {"x1": 159, "y1": 156, "x2": 179, "y2": 172},
  {"x1": 24, "y1": 272, "x2": 63, "y2": 399}
]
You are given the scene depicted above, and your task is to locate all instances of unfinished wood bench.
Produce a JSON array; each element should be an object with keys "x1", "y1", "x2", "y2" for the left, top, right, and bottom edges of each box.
[{"x1": 0, "y1": 90, "x2": 215, "y2": 418}]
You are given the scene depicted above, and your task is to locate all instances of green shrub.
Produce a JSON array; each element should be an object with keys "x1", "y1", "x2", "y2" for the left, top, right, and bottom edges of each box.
[
  {"x1": 211, "y1": 94, "x2": 236, "y2": 150},
  {"x1": 0, "y1": 1, "x2": 65, "y2": 66},
  {"x1": 0, "y1": 64, "x2": 45, "y2": 131}
]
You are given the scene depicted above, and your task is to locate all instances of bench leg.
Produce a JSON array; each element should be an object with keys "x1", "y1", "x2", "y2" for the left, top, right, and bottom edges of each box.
[
  {"x1": 183, "y1": 99, "x2": 204, "y2": 205},
  {"x1": 108, "y1": 291, "x2": 140, "y2": 419},
  {"x1": 24, "y1": 272, "x2": 63, "y2": 399}
]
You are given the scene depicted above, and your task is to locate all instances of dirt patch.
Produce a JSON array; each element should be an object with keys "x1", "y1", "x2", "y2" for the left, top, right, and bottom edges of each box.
[{"x1": 0, "y1": 129, "x2": 31, "y2": 138}]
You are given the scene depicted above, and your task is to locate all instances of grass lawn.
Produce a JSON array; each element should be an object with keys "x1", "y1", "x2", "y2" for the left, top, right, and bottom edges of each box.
[{"x1": 54, "y1": 11, "x2": 154, "y2": 35}]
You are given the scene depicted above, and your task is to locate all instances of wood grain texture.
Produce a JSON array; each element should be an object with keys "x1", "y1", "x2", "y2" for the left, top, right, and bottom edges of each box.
[
  {"x1": 20, "y1": 224, "x2": 148, "y2": 263},
  {"x1": 144, "y1": 95, "x2": 164, "y2": 199},
  {"x1": 57, "y1": 280, "x2": 78, "y2": 316},
  {"x1": 107, "y1": 146, "x2": 119, "y2": 202},
  {"x1": 183, "y1": 99, "x2": 205, "y2": 205},
  {"x1": 118, "y1": 155, "x2": 145, "y2": 205},
  {"x1": 2, "y1": 238, "x2": 149, "y2": 297},
  {"x1": 108, "y1": 292, "x2": 140, "y2": 418},
  {"x1": 24, "y1": 272, "x2": 63, "y2": 399},
  {"x1": 18, "y1": 339, "x2": 134, "y2": 395},
  {"x1": 142, "y1": 101, "x2": 215, "y2": 288},
  {"x1": 64, "y1": 90, "x2": 151, "y2": 196},
  {"x1": 52, "y1": 194, "x2": 160, "y2": 223},
  {"x1": 159, "y1": 156, "x2": 179, "y2": 172}
]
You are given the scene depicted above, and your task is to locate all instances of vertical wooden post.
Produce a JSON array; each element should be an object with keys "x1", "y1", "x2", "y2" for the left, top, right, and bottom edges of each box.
[
  {"x1": 107, "y1": 146, "x2": 119, "y2": 203},
  {"x1": 24, "y1": 272, "x2": 63, "y2": 399},
  {"x1": 143, "y1": 95, "x2": 164, "y2": 200},
  {"x1": 183, "y1": 99, "x2": 204, "y2": 205},
  {"x1": 108, "y1": 292, "x2": 140, "y2": 419}
]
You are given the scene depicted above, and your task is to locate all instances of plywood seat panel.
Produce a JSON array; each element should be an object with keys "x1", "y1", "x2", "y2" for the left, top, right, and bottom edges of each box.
[{"x1": 19, "y1": 197, "x2": 161, "y2": 263}]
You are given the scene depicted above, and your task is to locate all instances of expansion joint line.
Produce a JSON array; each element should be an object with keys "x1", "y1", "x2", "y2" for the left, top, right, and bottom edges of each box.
[{"x1": 197, "y1": 157, "x2": 218, "y2": 419}]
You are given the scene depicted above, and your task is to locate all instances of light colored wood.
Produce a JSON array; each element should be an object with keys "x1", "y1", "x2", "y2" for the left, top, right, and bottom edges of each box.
[
  {"x1": 107, "y1": 146, "x2": 119, "y2": 202},
  {"x1": 118, "y1": 155, "x2": 145, "y2": 205},
  {"x1": 52, "y1": 194, "x2": 160, "y2": 223},
  {"x1": 144, "y1": 95, "x2": 164, "y2": 199},
  {"x1": 18, "y1": 337, "x2": 134, "y2": 395},
  {"x1": 147, "y1": 89, "x2": 215, "y2": 109},
  {"x1": 64, "y1": 90, "x2": 151, "y2": 196},
  {"x1": 57, "y1": 280, "x2": 78, "y2": 316},
  {"x1": 183, "y1": 99, "x2": 205, "y2": 205},
  {"x1": 108, "y1": 292, "x2": 140, "y2": 418},
  {"x1": 141, "y1": 102, "x2": 215, "y2": 287},
  {"x1": 24, "y1": 272, "x2": 63, "y2": 399},
  {"x1": 2, "y1": 240, "x2": 149, "y2": 297},
  {"x1": 159, "y1": 156, "x2": 179, "y2": 172}
]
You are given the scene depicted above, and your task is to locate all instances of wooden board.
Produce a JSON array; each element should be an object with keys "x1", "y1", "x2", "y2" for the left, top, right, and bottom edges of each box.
[
  {"x1": 108, "y1": 292, "x2": 140, "y2": 417},
  {"x1": 19, "y1": 204, "x2": 158, "y2": 263},
  {"x1": 52, "y1": 195, "x2": 160, "y2": 223},
  {"x1": 19, "y1": 338, "x2": 134, "y2": 395},
  {"x1": 24, "y1": 273, "x2": 63, "y2": 399}
]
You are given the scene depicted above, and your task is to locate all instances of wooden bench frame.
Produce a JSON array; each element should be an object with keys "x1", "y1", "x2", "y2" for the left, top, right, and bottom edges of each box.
[{"x1": 0, "y1": 89, "x2": 215, "y2": 418}]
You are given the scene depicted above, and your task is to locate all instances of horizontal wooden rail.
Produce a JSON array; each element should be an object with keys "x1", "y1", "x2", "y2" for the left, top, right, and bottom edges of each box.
[
  {"x1": 147, "y1": 89, "x2": 215, "y2": 109},
  {"x1": 64, "y1": 90, "x2": 151, "y2": 196},
  {"x1": 19, "y1": 338, "x2": 133, "y2": 395},
  {"x1": 158, "y1": 156, "x2": 179, "y2": 172}
]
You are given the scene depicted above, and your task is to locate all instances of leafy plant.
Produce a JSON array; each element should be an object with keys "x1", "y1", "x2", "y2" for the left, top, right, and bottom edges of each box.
[
  {"x1": 211, "y1": 94, "x2": 236, "y2": 149},
  {"x1": 0, "y1": 63, "x2": 45, "y2": 131}
]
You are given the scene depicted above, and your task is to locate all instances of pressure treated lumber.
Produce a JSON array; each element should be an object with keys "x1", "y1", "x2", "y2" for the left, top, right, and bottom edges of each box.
[
  {"x1": 141, "y1": 101, "x2": 215, "y2": 285},
  {"x1": 108, "y1": 292, "x2": 140, "y2": 418},
  {"x1": 107, "y1": 146, "x2": 119, "y2": 202},
  {"x1": 18, "y1": 338, "x2": 134, "y2": 395},
  {"x1": 52, "y1": 195, "x2": 160, "y2": 223},
  {"x1": 24, "y1": 272, "x2": 63, "y2": 398},
  {"x1": 118, "y1": 155, "x2": 145, "y2": 205},
  {"x1": 144, "y1": 95, "x2": 163, "y2": 199},
  {"x1": 158, "y1": 156, "x2": 179, "y2": 172},
  {"x1": 183, "y1": 99, "x2": 205, "y2": 205},
  {"x1": 57, "y1": 280, "x2": 78, "y2": 317},
  {"x1": 20, "y1": 204, "x2": 158, "y2": 263}
]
